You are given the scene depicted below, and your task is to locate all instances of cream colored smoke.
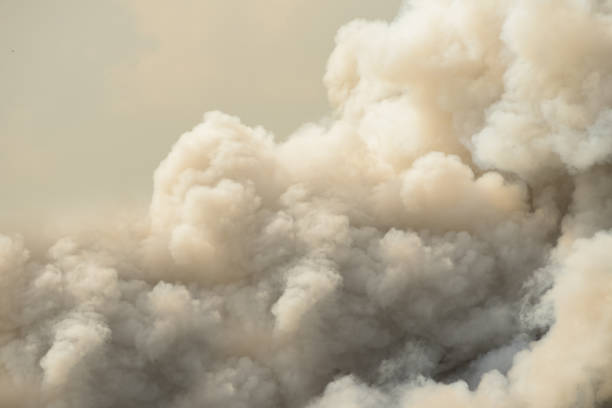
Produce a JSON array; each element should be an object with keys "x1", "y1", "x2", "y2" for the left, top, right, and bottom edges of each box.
[{"x1": 3, "y1": 0, "x2": 612, "y2": 407}]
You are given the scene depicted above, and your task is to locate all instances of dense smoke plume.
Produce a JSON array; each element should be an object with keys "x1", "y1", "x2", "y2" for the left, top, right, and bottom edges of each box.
[{"x1": 4, "y1": 0, "x2": 612, "y2": 407}]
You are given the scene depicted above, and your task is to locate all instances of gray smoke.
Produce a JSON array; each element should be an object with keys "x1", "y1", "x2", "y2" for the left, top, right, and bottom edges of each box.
[{"x1": 3, "y1": 0, "x2": 612, "y2": 407}]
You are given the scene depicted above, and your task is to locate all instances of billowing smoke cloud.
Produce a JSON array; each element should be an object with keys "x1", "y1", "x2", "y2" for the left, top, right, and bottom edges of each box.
[{"x1": 3, "y1": 0, "x2": 612, "y2": 407}]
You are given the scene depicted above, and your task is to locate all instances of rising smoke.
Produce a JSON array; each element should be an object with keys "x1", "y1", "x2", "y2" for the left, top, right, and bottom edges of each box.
[{"x1": 3, "y1": 0, "x2": 612, "y2": 407}]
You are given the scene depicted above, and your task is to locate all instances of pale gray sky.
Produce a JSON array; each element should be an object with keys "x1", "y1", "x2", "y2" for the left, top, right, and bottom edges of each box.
[{"x1": 1, "y1": 0, "x2": 401, "y2": 223}]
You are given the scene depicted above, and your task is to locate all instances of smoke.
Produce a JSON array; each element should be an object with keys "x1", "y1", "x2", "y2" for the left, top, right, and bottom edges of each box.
[{"x1": 3, "y1": 0, "x2": 612, "y2": 406}]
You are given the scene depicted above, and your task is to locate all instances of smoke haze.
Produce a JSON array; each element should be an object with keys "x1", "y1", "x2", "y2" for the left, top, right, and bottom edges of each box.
[{"x1": 3, "y1": 0, "x2": 612, "y2": 407}]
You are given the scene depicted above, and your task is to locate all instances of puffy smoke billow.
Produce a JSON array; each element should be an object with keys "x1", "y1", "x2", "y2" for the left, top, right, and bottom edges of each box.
[{"x1": 4, "y1": 0, "x2": 612, "y2": 407}]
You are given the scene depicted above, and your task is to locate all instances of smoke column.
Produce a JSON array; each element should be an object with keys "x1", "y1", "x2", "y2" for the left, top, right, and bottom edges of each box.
[{"x1": 4, "y1": 0, "x2": 612, "y2": 406}]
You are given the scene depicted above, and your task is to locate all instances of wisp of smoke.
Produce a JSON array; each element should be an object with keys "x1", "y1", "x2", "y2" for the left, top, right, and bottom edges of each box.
[{"x1": 3, "y1": 0, "x2": 612, "y2": 407}]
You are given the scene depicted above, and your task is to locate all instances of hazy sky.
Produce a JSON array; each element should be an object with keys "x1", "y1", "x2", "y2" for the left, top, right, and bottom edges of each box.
[{"x1": 1, "y1": 0, "x2": 401, "y2": 222}]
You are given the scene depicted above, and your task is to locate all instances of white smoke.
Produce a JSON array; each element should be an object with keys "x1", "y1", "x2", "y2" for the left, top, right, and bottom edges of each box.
[{"x1": 3, "y1": 0, "x2": 612, "y2": 407}]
